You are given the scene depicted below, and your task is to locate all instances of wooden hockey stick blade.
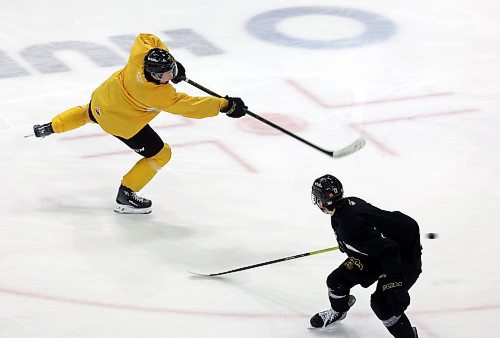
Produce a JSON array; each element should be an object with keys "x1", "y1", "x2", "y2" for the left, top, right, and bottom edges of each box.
[
  {"x1": 187, "y1": 271, "x2": 220, "y2": 278},
  {"x1": 331, "y1": 137, "x2": 366, "y2": 158},
  {"x1": 187, "y1": 271, "x2": 204, "y2": 276}
]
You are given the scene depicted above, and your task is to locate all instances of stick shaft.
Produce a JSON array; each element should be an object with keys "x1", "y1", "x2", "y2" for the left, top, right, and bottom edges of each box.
[
  {"x1": 185, "y1": 78, "x2": 222, "y2": 98},
  {"x1": 184, "y1": 78, "x2": 334, "y2": 157},
  {"x1": 206, "y1": 246, "x2": 339, "y2": 276}
]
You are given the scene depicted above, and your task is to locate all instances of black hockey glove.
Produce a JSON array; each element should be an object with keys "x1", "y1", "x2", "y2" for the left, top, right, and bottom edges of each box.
[
  {"x1": 379, "y1": 275, "x2": 410, "y2": 315},
  {"x1": 221, "y1": 96, "x2": 247, "y2": 118},
  {"x1": 172, "y1": 61, "x2": 186, "y2": 84}
]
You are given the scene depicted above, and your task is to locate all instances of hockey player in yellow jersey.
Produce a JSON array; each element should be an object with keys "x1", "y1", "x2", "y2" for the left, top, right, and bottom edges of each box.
[{"x1": 33, "y1": 33, "x2": 247, "y2": 214}]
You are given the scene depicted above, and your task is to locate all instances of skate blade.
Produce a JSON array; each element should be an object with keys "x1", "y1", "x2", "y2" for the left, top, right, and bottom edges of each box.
[
  {"x1": 308, "y1": 322, "x2": 343, "y2": 330},
  {"x1": 114, "y1": 204, "x2": 152, "y2": 214}
]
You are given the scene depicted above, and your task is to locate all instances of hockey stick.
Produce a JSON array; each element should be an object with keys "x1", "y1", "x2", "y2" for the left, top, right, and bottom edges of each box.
[
  {"x1": 183, "y1": 78, "x2": 366, "y2": 159},
  {"x1": 189, "y1": 246, "x2": 339, "y2": 277}
]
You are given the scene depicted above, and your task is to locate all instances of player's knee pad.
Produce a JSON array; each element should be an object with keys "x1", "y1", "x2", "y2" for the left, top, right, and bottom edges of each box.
[
  {"x1": 147, "y1": 144, "x2": 172, "y2": 170},
  {"x1": 370, "y1": 293, "x2": 392, "y2": 320},
  {"x1": 327, "y1": 270, "x2": 350, "y2": 296}
]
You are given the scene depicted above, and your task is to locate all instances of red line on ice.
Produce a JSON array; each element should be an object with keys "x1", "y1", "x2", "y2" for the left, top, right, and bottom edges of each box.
[
  {"x1": 82, "y1": 140, "x2": 258, "y2": 174},
  {"x1": 285, "y1": 79, "x2": 454, "y2": 109},
  {"x1": 60, "y1": 119, "x2": 194, "y2": 141},
  {"x1": 349, "y1": 109, "x2": 479, "y2": 154},
  {"x1": 0, "y1": 286, "x2": 499, "y2": 320}
]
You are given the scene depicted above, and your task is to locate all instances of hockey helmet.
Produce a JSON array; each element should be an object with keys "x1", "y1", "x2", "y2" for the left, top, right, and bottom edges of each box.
[
  {"x1": 311, "y1": 174, "x2": 344, "y2": 210},
  {"x1": 144, "y1": 48, "x2": 178, "y2": 78}
]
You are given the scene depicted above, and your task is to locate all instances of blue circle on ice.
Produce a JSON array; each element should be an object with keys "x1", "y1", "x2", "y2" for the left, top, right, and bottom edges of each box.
[{"x1": 246, "y1": 7, "x2": 396, "y2": 49}]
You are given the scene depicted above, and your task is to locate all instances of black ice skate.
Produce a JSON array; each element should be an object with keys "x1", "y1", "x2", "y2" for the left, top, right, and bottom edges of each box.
[
  {"x1": 310, "y1": 295, "x2": 356, "y2": 329},
  {"x1": 115, "y1": 184, "x2": 152, "y2": 214},
  {"x1": 33, "y1": 123, "x2": 54, "y2": 138}
]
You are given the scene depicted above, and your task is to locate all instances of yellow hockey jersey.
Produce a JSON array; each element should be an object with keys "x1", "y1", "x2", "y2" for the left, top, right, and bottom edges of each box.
[{"x1": 90, "y1": 33, "x2": 227, "y2": 139}]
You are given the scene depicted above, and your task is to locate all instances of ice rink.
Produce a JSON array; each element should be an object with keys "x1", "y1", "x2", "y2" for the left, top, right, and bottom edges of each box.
[{"x1": 1, "y1": 1, "x2": 499, "y2": 337}]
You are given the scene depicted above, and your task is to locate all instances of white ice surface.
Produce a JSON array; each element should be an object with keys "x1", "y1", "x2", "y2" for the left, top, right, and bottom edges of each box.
[{"x1": 1, "y1": 1, "x2": 499, "y2": 337}]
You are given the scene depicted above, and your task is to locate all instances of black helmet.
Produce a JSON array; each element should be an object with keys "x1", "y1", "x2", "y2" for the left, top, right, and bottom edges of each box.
[
  {"x1": 144, "y1": 48, "x2": 178, "y2": 76},
  {"x1": 311, "y1": 174, "x2": 344, "y2": 210}
]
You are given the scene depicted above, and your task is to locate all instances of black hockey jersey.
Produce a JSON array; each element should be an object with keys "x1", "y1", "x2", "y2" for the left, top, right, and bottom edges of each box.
[{"x1": 331, "y1": 197, "x2": 422, "y2": 275}]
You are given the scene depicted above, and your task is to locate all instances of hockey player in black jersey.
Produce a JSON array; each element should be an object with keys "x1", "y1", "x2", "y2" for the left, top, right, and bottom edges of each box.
[{"x1": 310, "y1": 174, "x2": 422, "y2": 338}]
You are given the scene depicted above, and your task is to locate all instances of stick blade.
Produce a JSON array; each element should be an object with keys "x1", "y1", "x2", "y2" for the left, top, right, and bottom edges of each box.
[
  {"x1": 187, "y1": 271, "x2": 219, "y2": 278},
  {"x1": 332, "y1": 137, "x2": 366, "y2": 158}
]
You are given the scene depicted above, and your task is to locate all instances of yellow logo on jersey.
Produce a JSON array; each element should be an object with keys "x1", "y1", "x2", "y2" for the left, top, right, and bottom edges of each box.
[
  {"x1": 344, "y1": 257, "x2": 363, "y2": 271},
  {"x1": 382, "y1": 282, "x2": 402, "y2": 291},
  {"x1": 136, "y1": 70, "x2": 145, "y2": 84}
]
